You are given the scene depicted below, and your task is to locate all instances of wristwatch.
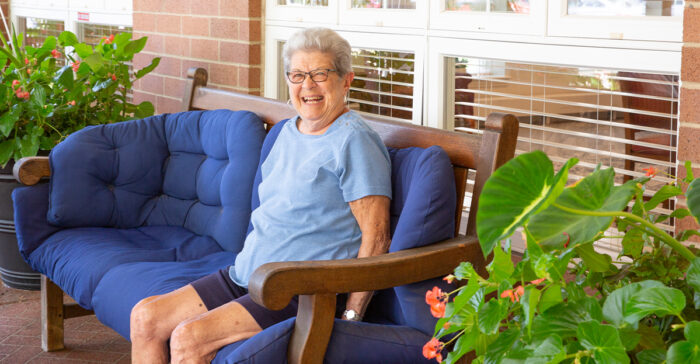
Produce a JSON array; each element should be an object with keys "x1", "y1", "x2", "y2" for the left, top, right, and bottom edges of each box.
[{"x1": 342, "y1": 309, "x2": 362, "y2": 321}]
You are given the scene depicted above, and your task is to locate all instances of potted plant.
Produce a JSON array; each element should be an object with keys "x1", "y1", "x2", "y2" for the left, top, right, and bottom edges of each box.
[
  {"x1": 424, "y1": 151, "x2": 700, "y2": 363},
  {"x1": 0, "y1": 27, "x2": 160, "y2": 289}
]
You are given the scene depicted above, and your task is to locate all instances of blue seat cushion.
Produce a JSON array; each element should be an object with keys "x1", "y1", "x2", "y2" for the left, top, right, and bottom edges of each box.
[
  {"x1": 47, "y1": 110, "x2": 266, "y2": 253},
  {"x1": 12, "y1": 184, "x2": 62, "y2": 260},
  {"x1": 29, "y1": 226, "x2": 224, "y2": 309},
  {"x1": 92, "y1": 251, "x2": 236, "y2": 338},
  {"x1": 212, "y1": 318, "x2": 432, "y2": 364}
]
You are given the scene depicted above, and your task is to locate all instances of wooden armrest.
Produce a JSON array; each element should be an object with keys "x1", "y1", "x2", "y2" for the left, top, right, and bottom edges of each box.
[
  {"x1": 248, "y1": 234, "x2": 485, "y2": 310},
  {"x1": 13, "y1": 157, "x2": 50, "y2": 186}
]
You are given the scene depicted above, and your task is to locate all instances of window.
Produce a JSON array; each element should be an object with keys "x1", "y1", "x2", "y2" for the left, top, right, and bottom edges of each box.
[
  {"x1": 429, "y1": 0, "x2": 545, "y2": 34},
  {"x1": 265, "y1": 0, "x2": 336, "y2": 23},
  {"x1": 17, "y1": 17, "x2": 65, "y2": 48},
  {"x1": 77, "y1": 23, "x2": 132, "y2": 46},
  {"x1": 340, "y1": 0, "x2": 426, "y2": 27}
]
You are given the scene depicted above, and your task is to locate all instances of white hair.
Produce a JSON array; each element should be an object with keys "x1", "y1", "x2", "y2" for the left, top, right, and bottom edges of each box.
[{"x1": 282, "y1": 27, "x2": 352, "y2": 76}]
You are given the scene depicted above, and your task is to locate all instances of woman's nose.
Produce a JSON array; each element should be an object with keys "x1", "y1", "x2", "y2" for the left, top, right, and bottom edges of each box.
[{"x1": 302, "y1": 75, "x2": 317, "y2": 89}]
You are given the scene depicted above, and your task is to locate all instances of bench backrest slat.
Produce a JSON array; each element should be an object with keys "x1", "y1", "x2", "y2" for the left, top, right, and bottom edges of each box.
[{"x1": 183, "y1": 67, "x2": 518, "y2": 237}]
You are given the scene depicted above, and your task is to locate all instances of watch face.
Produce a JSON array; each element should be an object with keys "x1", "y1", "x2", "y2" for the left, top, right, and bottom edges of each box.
[{"x1": 344, "y1": 310, "x2": 358, "y2": 320}]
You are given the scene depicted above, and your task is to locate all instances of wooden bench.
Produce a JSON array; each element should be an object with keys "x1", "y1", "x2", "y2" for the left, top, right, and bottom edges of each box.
[{"x1": 14, "y1": 67, "x2": 519, "y2": 363}]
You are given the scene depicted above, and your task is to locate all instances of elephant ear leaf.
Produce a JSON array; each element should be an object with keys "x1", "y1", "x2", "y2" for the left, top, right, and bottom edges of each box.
[
  {"x1": 686, "y1": 179, "x2": 700, "y2": 223},
  {"x1": 476, "y1": 150, "x2": 577, "y2": 257}
]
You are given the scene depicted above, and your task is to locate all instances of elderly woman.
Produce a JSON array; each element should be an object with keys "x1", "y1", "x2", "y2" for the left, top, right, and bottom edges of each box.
[{"x1": 130, "y1": 27, "x2": 392, "y2": 363}]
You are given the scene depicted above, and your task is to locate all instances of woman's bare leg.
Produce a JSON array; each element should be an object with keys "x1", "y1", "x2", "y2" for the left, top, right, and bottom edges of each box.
[
  {"x1": 130, "y1": 285, "x2": 208, "y2": 364},
  {"x1": 169, "y1": 300, "x2": 262, "y2": 363}
]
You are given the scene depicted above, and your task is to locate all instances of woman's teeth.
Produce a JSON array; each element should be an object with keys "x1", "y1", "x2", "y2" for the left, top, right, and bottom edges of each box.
[{"x1": 302, "y1": 96, "x2": 323, "y2": 104}]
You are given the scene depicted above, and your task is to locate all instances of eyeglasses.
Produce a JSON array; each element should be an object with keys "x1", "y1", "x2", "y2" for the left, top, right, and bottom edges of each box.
[{"x1": 286, "y1": 68, "x2": 337, "y2": 84}]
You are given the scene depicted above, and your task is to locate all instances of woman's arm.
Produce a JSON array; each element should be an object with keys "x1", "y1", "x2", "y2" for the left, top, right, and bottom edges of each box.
[{"x1": 345, "y1": 195, "x2": 391, "y2": 320}]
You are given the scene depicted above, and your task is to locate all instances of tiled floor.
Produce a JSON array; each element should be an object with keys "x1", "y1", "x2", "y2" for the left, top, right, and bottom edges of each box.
[{"x1": 0, "y1": 285, "x2": 130, "y2": 363}]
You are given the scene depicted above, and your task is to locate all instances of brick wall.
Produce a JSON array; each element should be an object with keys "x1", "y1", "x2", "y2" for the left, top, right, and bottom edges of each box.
[
  {"x1": 131, "y1": 0, "x2": 262, "y2": 114},
  {"x1": 677, "y1": 2, "x2": 700, "y2": 242},
  {"x1": 0, "y1": 0, "x2": 9, "y2": 39}
]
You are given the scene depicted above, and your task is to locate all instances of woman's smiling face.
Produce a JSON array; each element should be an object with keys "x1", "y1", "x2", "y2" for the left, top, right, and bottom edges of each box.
[{"x1": 287, "y1": 50, "x2": 354, "y2": 134}]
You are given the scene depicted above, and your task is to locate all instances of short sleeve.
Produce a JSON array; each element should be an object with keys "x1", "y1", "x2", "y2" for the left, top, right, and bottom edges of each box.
[{"x1": 338, "y1": 129, "x2": 392, "y2": 202}]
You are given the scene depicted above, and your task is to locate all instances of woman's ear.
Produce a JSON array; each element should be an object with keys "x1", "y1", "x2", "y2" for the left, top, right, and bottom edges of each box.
[{"x1": 344, "y1": 72, "x2": 355, "y2": 91}]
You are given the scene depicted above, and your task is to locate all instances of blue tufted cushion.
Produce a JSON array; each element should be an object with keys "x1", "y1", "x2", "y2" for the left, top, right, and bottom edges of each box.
[
  {"x1": 12, "y1": 184, "x2": 61, "y2": 260},
  {"x1": 47, "y1": 110, "x2": 266, "y2": 253}
]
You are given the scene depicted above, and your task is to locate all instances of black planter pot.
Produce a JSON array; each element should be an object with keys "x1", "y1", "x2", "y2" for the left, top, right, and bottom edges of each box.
[{"x1": 0, "y1": 162, "x2": 40, "y2": 290}]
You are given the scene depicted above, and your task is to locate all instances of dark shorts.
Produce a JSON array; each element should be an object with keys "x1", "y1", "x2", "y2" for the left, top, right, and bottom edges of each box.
[{"x1": 191, "y1": 267, "x2": 347, "y2": 329}]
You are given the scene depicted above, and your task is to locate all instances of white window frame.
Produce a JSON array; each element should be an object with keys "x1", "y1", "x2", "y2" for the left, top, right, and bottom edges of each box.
[
  {"x1": 424, "y1": 37, "x2": 682, "y2": 130},
  {"x1": 428, "y1": 0, "x2": 546, "y2": 35},
  {"x1": 265, "y1": 0, "x2": 338, "y2": 24},
  {"x1": 338, "y1": 0, "x2": 428, "y2": 29},
  {"x1": 11, "y1": 0, "x2": 132, "y2": 36},
  {"x1": 547, "y1": 0, "x2": 682, "y2": 42},
  {"x1": 265, "y1": 25, "x2": 425, "y2": 126}
]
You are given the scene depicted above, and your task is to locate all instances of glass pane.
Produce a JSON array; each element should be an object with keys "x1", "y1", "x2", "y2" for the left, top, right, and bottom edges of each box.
[
  {"x1": 351, "y1": 0, "x2": 416, "y2": 9},
  {"x1": 349, "y1": 49, "x2": 415, "y2": 121},
  {"x1": 19, "y1": 17, "x2": 65, "y2": 48},
  {"x1": 78, "y1": 23, "x2": 132, "y2": 46},
  {"x1": 277, "y1": 0, "x2": 328, "y2": 6},
  {"x1": 445, "y1": 0, "x2": 529, "y2": 13},
  {"x1": 567, "y1": 0, "x2": 683, "y2": 17}
]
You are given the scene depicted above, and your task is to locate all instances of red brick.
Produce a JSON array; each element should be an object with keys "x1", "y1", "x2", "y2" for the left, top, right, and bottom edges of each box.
[
  {"x1": 220, "y1": 41, "x2": 259, "y2": 64},
  {"x1": 190, "y1": 39, "x2": 219, "y2": 61},
  {"x1": 163, "y1": 0, "x2": 188, "y2": 13},
  {"x1": 681, "y1": 46, "x2": 700, "y2": 83},
  {"x1": 220, "y1": 0, "x2": 262, "y2": 18},
  {"x1": 141, "y1": 34, "x2": 164, "y2": 53},
  {"x1": 182, "y1": 16, "x2": 210, "y2": 37},
  {"x1": 1, "y1": 345, "x2": 43, "y2": 362},
  {"x1": 156, "y1": 14, "x2": 182, "y2": 34},
  {"x1": 132, "y1": 53, "x2": 151, "y2": 70},
  {"x1": 211, "y1": 18, "x2": 238, "y2": 39},
  {"x1": 680, "y1": 87, "x2": 700, "y2": 124},
  {"x1": 239, "y1": 20, "x2": 261, "y2": 42},
  {"x1": 156, "y1": 57, "x2": 182, "y2": 78},
  {"x1": 181, "y1": 60, "x2": 210, "y2": 76},
  {"x1": 676, "y1": 214, "x2": 700, "y2": 243},
  {"x1": 157, "y1": 96, "x2": 184, "y2": 114},
  {"x1": 139, "y1": 74, "x2": 164, "y2": 94},
  {"x1": 677, "y1": 125, "x2": 700, "y2": 163},
  {"x1": 164, "y1": 78, "x2": 186, "y2": 99},
  {"x1": 164, "y1": 35, "x2": 189, "y2": 57},
  {"x1": 239, "y1": 67, "x2": 261, "y2": 89},
  {"x1": 133, "y1": 13, "x2": 156, "y2": 33},
  {"x1": 133, "y1": 0, "x2": 159, "y2": 12},
  {"x1": 684, "y1": 6, "x2": 700, "y2": 43},
  {"x1": 189, "y1": 0, "x2": 219, "y2": 15},
  {"x1": 210, "y1": 64, "x2": 239, "y2": 87}
]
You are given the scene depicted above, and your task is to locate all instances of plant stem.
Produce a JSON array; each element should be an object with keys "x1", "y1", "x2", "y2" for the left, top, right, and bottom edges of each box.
[{"x1": 551, "y1": 203, "x2": 696, "y2": 262}]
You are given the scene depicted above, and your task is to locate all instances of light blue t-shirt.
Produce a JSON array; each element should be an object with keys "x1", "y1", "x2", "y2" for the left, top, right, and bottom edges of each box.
[{"x1": 231, "y1": 111, "x2": 392, "y2": 288}]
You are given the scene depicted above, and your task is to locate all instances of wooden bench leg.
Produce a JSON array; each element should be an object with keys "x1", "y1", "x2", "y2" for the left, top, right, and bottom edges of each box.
[{"x1": 41, "y1": 275, "x2": 65, "y2": 351}]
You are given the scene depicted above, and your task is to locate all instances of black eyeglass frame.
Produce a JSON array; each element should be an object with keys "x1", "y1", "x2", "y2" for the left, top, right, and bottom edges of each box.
[{"x1": 286, "y1": 68, "x2": 338, "y2": 84}]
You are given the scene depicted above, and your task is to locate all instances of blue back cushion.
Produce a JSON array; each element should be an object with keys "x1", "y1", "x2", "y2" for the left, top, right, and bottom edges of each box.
[{"x1": 47, "y1": 110, "x2": 266, "y2": 253}]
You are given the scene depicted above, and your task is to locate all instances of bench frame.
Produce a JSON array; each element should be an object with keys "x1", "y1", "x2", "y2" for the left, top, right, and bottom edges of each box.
[{"x1": 14, "y1": 67, "x2": 519, "y2": 363}]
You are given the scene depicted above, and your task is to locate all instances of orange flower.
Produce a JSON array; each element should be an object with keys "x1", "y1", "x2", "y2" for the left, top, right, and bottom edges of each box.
[
  {"x1": 425, "y1": 287, "x2": 444, "y2": 306},
  {"x1": 530, "y1": 278, "x2": 546, "y2": 286},
  {"x1": 430, "y1": 300, "x2": 446, "y2": 318},
  {"x1": 67, "y1": 100, "x2": 76, "y2": 106},
  {"x1": 26, "y1": 68, "x2": 32, "y2": 75},
  {"x1": 501, "y1": 286, "x2": 525, "y2": 302},
  {"x1": 11, "y1": 80, "x2": 20, "y2": 88},
  {"x1": 102, "y1": 34, "x2": 114, "y2": 45},
  {"x1": 642, "y1": 167, "x2": 658, "y2": 177},
  {"x1": 72, "y1": 61, "x2": 81, "y2": 72},
  {"x1": 423, "y1": 338, "x2": 444, "y2": 363},
  {"x1": 501, "y1": 289, "x2": 514, "y2": 301},
  {"x1": 443, "y1": 275, "x2": 455, "y2": 284},
  {"x1": 442, "y1": 321, "x2": 451, "y2": 330},
  {"x1": 51, "y1": 49, "x2": 61, "y2": 58}
]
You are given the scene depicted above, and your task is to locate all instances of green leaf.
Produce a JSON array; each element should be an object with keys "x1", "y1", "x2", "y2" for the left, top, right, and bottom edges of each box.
[
  {"x1": 521, "y1": 285, "x2": 541, "y2": 333},
  {"x1": 444, "y1": 329, "x2": 479, "y2": 364},
  {"x1": 529, "y1": 168, "x2": 637, "y2": 249},
  {"x1": 636, "y1": 323, "x2": 666, "y2": 350},
  {"x1": 0, "y1": 107, "x2": 21, "y2": 137},
  {"x1": 687, "y1": 179, "x2": 700, "y2": 223},
  {"x1": 670, "y1": 208, "x2": 691, "y2": 220},
  {"x1": 524, "y1": 336, "x2": 566, "y2": 364},
  {"x1": 484, "y1": 328, "x2": 520, "y2": 364},
  {"x1": 538, "y1": 283, "x2": 562, "y2": 313},
  {"x1": 667, "y1": 323, "x2": 700, "y2": 364},
  {"x1": 688, "y1": 258, "x2": 700, "y2": 293},
  {"x1": 575, "y1": 243, "x2": 612, "y2": 273},
  {"x1": 620, "y1": 227, "x2": 644, "y2": 258},
  {"x1": 487, "y1": 244, "x2": 514, "y2": 284},
  {"x1": 577, "y1": 321, "x2": 629, "y2": 364},
  {"x1": 603, "y1": 280, "x2": 665, "y2": 328},
  {"x1": 135, "y1": 57, "x2": 160, "y2": 79},
  {"x1": 645, "y1": 184, "x2": 683, "y2": 211},
  {"x1": 684, "y1": 160, "x2": 694, "y2": 183},
  {"x1": 135, "y1": 101, "x2": 155, "y2": 119},
  {"x1": 477, "y1": 299, "x2": 503, "y2": 335},
  {"x1": 124, "y1": 36, "x2": 148, "y2": 57},
  {"x1": 114, "y1": 32, "x2": 132, "y2": 47},
  {"x1": 0, "y1": 139, "x2": 15, "y2": 168},
  {"x1": 618, "y1": 327, "x2": 641, "y2": 351},
  {"x1": 624, "y1": 286, "x2": 686, "y2": 323},
  {"x1": 476, "y1": 151, "x2": 577, "y2": 256},
  {"x1": 53, "y1": 64, "x2": 75, "y2": 90},
  {"x1": 58, "y1": 31, "x2": 78, "y2": 47},
  {"x1": 636, "y1": 349, "x2": 666, "y2": 364},
  {"x1": 18, "y1": 133, "x2": 40, "y2": 159},
  {"x1": 73, "y1": 43, "x2": 93, "y2": 58},
  {"x1": 83, "y1": 53, "x2": 103, "y2": 72},
  {"x1": 532, "y1": 298, "x2": 602, "y2": 340}
]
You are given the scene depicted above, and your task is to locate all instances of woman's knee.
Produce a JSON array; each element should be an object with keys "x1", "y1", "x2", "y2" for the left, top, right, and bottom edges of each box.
[
  {"x1": 170, "y1": 319, "x2": 206, "y2": 359},
  {"x1": 130, "y1": 296, "x2": 165, "y2": 341}
]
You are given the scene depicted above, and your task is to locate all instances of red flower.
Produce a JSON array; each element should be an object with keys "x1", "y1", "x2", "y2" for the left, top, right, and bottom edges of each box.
[
  {"x1": 51, "y1": 49, "x2": 61, "y2": 58},
  {"x1": 71, "y1": 61, "x2": 81, "y2": 72},
  {"x1": 501, "y1": 286, "x2": 525, "y2": 302},
  {"x1": 563, "y1": 232, "x2": 570, "y2": 248},
  {"x1": 443, "y1": 275, "x2": 455, "y2": 284},
  {"x1": 642, "y1": 167, "x2": 658, "y2": 177},
  {"x1": 430, "y1": 300, "x2": 446, "y2": 318},
  {"x1": 111, "y1": 74, "x2": 117, "y2": 81},
  {"x1": 15, "y1": 89, "x2": 30, "y2": 100},
  {"x1": 67, "y1": 100, "x2": 76, "y2": 106},
  {"x1": 24, "y1": 58, "x2": 29, "y2": 65},
  {"x1": 102, "y1": 34, "x2": 114, "y2": 45},
  {"x1": 423, "y1": 338, "x2": 444, "y2": 363},
  {"x1": 426, "y1": 287, "x2": 447, "y2": 318},
  {"x1": 501, "y1": 289, "x2": 515, "y2": 301},
  {"x1": 11, "y1": 80, "x2": 20, "y2": 88},
  {"x1": 442, "y1": 321, "x2": 451, "y2": 330},
  {"x1": 26, "y1": 68, "x2": 32, "y2": 75},
  {"x1": 530, "y1": 278, "x2": 546, "y2": 286}
]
